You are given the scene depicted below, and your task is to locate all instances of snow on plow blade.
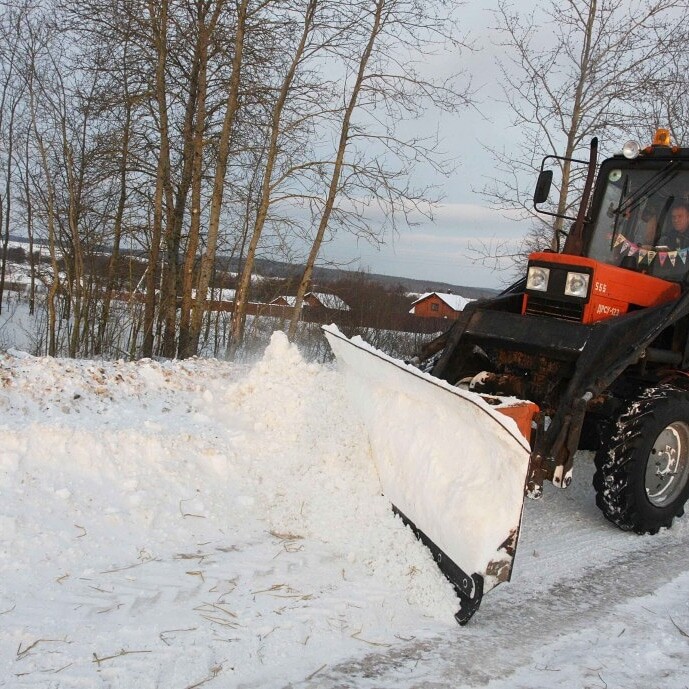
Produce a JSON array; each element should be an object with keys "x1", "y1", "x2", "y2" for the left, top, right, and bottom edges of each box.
[{"x1": 323, "y1": 325, "x2": 533, "y2": 624}]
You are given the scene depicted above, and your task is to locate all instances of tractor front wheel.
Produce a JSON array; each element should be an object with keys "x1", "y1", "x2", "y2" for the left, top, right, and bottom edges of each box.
[{"x1": 593, "y1": 385, "x2": 689, "y2": 534}]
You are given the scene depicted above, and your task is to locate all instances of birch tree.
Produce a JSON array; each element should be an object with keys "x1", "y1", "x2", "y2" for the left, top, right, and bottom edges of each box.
[
  {"x1": 631, "y1": 32, "x2": 689, "y2": 147},
  {"x1": 143, "y1": 0, "x2": 172, "y2": 357},
  {"x1": 285, "y1": 0, "x2": 383, "y2": 341},
  {"x1": 186, "y1": 0, "x2": 249, "y2": 359},
  {"x1": 227, "y1": 0, "x2": 319, "y2": 356},
  {"x1": 286, "y1": 0, "x2": 471, "y2": 340},
  {"x1": 177, "y1": 0, "x2": 225, "y2": 359},
  {"x1": 0, "y1": 1, "x2": 26, "y2": 314}
]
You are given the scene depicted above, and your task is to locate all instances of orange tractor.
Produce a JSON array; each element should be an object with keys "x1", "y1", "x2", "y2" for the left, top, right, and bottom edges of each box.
[{"x1": 326, "y1": 129, "x2": 689, "y2": 623}]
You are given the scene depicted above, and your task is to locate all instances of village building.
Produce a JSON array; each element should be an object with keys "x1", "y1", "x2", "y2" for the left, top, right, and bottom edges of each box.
[
  {"x1": 270, "y1": 295, "x2": 296, "y2": 307},
  {"x1": 409, "y1": 291, "x2": 474, "y2": 319},
  {"x1": 270, "y1": 292, "x2": 350, "y2": 311}
]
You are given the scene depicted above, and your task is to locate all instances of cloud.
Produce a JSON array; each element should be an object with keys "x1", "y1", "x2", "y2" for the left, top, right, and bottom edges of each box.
[
  {"x1": 430, "y1": 202, "x2": 528, "y2": 233},
  {"x1": 320, "y1": 203, "x2": 527, "y2": 289}
]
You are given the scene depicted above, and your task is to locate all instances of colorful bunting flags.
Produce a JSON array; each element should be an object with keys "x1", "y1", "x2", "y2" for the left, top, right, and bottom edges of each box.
[{"x1": 610, "y1": 232, "x2": 688, "y2": 268}]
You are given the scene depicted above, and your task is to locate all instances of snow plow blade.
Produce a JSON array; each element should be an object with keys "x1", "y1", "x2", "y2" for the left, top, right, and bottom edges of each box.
[{"x1": 323, "y1": 325, "x2": 534, "y2": 624}]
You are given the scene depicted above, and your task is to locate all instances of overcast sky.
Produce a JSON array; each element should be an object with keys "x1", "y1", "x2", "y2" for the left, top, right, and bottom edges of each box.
[{"x1": 318, "y1": 1, "x2": 534, "y2": 290}]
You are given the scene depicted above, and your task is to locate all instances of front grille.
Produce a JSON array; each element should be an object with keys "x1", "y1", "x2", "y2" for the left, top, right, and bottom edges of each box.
[{"x1": 525, "y1": 295, "x2": 584, "y2": 322}]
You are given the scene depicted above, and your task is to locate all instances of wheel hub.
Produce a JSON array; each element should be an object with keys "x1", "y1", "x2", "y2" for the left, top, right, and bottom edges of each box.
[{"x1": 646, "y1": 421, "x2": 689, "y2": 507}]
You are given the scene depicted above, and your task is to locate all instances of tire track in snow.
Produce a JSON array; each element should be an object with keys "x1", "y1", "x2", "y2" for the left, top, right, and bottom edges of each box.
[{"x1": 290, "y1": 522, "x2": 689, "y2": 688}]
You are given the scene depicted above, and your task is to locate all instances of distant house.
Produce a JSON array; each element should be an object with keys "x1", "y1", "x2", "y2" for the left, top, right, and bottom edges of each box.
[
  {"x1": 270, "y1": 295, "x2": 297, "y2": 307},
  {"x1": 304, "y1": 292, "x2": 350, "y2": 311},
  {"x1": 270, "y1": 292, "x2": 350, "y2": 311},
  {"x1": 409, "y1": 291, "x2": 473, "y2": 319}
]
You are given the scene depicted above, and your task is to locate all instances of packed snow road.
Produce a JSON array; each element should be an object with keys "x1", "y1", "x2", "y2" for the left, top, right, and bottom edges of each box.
[
  {"x1": 1, "y1": 333, "x2": 688, "y2": 688},
  {"x1": 298, "y1": 474, "x2": 689, "y2": 689}
]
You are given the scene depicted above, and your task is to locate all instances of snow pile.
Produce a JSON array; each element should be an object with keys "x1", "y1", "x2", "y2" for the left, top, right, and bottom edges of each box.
[{"x1": 0, "y1": 332, "x2": 456, "y2": 688}]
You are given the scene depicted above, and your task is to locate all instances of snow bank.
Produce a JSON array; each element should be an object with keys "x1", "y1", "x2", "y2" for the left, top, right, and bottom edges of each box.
[{"x1": 0, "y1": 333, "x2": 456, "y2": 688}]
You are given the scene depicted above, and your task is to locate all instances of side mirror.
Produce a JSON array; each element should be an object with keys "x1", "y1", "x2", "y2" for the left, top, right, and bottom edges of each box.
[{"x1": 533, "y1": 170, "x2": 553, "y2": 206}]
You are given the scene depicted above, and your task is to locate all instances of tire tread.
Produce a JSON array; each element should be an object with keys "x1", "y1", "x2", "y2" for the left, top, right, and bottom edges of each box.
[{"x1": 593, "y1": 384, "x2": 689, "y2": 534}]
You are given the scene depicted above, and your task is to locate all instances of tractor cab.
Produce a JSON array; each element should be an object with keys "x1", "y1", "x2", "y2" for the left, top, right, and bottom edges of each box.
[
  {"x1": 586, "y1": 145, "x2": 689, "y2": 282},
  {"x1": 525, "y1": 130, "x2": 688, "y2": 325}
]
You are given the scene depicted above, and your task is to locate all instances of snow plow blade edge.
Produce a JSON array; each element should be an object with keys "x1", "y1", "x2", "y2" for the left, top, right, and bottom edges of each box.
[{"x1": 323, "y1": 325, "x2": 533, "y2": 624}]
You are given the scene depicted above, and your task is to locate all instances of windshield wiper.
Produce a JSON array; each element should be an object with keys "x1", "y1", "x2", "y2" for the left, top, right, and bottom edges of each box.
[{"x1": 613, "y1": 161, "x2": 680, "y2": 217}]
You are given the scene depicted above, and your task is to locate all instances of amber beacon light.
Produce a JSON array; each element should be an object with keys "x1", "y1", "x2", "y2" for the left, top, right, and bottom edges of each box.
[{"x1": 653, "y1": 128, "x2": 672, "y2": 146}]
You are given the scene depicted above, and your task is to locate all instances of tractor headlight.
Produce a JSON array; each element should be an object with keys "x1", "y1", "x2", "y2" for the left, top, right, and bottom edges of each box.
[
  {"x1": 526, "y1": 266, "x2": 550, "y2": 292},
  {"x1": 564, "y1": 271, "x2": 590, "y2": 297}
]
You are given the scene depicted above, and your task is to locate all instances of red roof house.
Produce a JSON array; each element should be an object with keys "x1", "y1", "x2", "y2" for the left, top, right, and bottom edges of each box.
[{"x1": 409, "y1": 292, "x2": 473, "y2": 319}]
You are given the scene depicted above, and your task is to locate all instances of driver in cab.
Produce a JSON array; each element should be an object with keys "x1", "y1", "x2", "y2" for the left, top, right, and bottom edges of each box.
[{"x1": 659, "y1": 201, "x2": 689, "y2": 250}]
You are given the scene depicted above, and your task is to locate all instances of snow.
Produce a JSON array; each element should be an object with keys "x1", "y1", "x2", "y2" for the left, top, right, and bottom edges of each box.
[
  {"x1": 2, "y1": 331, "x2": 689, "y2": 687},
  {"x1": 191, "y1": 287, "x2": 236, "y2": 301},
  {"x1": 0, "y1": 333, "x2": 457, "y2": 688}
]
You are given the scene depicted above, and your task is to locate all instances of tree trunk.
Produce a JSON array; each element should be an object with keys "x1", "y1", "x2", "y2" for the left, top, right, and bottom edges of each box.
[
  {"x1": 288, "y1": 0, "x2": 383, "y2": 340},
  {"x1": 143, "y1": 0, "x2": 172, "y2": 358},
  {"x1": 98, "y1": 50, "x2": 133, "y2": 356},
  {"x1": 22, "y1": 125, "x2": 35, "y2": 316},
  {"x1": 0, "y1": 98, "x2": 19, "y2": 316},
  {"x1": 159, "y1": 24, "x2": 204, "y2": 358},
  {"x1": 189, "y1": 0, "x2": 248, "y2": 357},
  {"x1": 34, "y1": 132, "x2": 59, "y2": 356},
  {"x1": 228, "y1": 0, "x2": 317, "y2": 357},
  {"x1": 179, "y1": 1, "x2": 223, "y2": 358}
]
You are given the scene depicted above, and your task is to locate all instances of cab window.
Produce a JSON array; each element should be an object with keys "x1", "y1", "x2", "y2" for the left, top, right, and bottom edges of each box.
[{"x1": 587, "y1": 164, "x2": 689, "y2": 281}]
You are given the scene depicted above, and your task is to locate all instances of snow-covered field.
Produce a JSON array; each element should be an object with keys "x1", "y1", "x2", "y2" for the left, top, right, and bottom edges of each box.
[{"x1": 2, "y1": 333, "x2": 689, "y2": 688}]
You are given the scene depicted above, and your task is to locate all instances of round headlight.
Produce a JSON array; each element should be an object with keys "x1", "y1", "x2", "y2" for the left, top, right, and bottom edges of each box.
[
  {"x1": 622, "y1": 140, "x2": 640, "y2": 159},
  {"x1": 565, "y1": 271, "x2": 590, "y2": 297},
  {"x1": 527, "y1": 266, "x2": 550, "y2": 292}
]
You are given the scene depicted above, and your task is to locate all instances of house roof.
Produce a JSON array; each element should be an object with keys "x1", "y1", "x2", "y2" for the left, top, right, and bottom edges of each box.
[
  {"x1": 410, "y1": 292, "x2": 474, "y2": 312},
  {"x1": 305, "y1": 292, "x2": 350, "y2": 311},
  {"x1": 269, "y1": 292, "x2": 350, "y2": 311},
  {"x1": 270, "y1": 295, "x2": 297, "y2": 307}
]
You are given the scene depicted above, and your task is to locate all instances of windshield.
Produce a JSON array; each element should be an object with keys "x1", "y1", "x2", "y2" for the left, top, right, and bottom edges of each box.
[{"x1": 588, "y1": 163, "x2": 689, "y2": 281}]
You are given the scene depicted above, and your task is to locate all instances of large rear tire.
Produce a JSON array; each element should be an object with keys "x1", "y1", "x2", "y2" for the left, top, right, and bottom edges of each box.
[{"x1": 593, "y1": 385, "x2": 689, "y2": 534}]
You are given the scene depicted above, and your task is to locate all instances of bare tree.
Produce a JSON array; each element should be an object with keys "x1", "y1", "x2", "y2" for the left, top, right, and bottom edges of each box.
[
  {"x1": 143, "y1": 0, "x2": 172, "y2": 357},
  {"x1": 286, "y1": 0, "x2": 472, "y2": 340},
  {"x1": 95, "y1": 20, "x2": 137, "y2": 356},
  {"x1": 0, "y1": 0, "x2": 475, "y2": 360},
  {"x1": 227, "y1": 0, "x2": 319, "y2": 357},
  {"x1": 0, "y1": 1, "x2": 27, "y2": 315},
  {"x1": 285, "y1": 0, "x2": 384, "y2": 341},
  {"x1": 177, "y1": 0, "x2": 225, "y2": 359},
  {"x1": 629, "y1": 29, "x2": 689, "y2": 147},
  {"x1": 186, "y1": 0, "x2": 249, "y2": 358}
]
